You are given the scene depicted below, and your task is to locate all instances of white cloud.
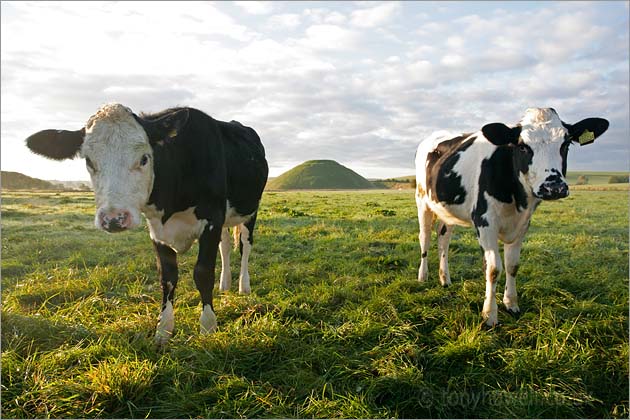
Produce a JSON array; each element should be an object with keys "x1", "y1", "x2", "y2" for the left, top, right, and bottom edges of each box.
[
  {"x1": 267, "y1": 13, "x2": 301, "y2": 30},
  {"x1": 233, "y1": 1, "x2": 273, "y2": 15},
  {"x1": 440, "y1": 54, "x2": 465, "y2": 67},
  {"x1": 446, "y1": 36, "x2": 465, "y2": 49},
  {"x1": 298, "y1": 24, "x2": 360, "y2": 51},
  {"x1": 350, "y1": 2, "x2": 400, "y2": 28},
  {"x1": 324, "y1": 11, "x2": 347, "y2": 25}
]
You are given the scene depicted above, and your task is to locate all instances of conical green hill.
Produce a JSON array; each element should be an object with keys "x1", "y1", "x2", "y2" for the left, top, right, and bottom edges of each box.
[{"x1": 267, "y1": 160, "x2": 375, "y2": 190}]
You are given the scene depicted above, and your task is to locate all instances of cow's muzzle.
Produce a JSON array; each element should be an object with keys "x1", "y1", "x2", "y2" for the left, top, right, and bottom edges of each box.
[
  {"x1": 98, "y1": 209, "x2": 132, "y2": 232},
  {"x1": 536, "y1": 182, "x2": 569, "y2": 200}
]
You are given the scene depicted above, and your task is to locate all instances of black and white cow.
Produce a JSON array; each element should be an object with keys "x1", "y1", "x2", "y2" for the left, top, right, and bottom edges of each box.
[
  {"x1": 415, "y1": 108, "x2": 608, "y2": 326},
  {"x1": 26, "y1": 103, "x2": 269, "y2": 344}
]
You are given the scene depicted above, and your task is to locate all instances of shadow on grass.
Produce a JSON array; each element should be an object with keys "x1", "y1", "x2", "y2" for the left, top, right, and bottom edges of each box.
[{"x1": 1, "y1": 311, "x2": 95, "y2": 352}]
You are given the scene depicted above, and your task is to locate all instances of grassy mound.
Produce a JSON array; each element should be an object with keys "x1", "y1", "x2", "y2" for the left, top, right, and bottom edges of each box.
[
  {"x1": 267, "y1": 160, "x2": 375, "y2": 190},
  {"x1": 1, "y1": 171, "x2": 60, "y2": 190}
]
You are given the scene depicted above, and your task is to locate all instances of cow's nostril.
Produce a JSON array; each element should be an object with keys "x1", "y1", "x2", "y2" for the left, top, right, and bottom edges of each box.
[{"x1": 98, "y1": 209, "x2": 132, "y2": 231}]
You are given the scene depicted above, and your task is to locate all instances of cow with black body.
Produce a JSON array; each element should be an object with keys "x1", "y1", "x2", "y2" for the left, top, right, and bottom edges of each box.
[
  {"x1": 415, "y1": 108, "x2": 608, "y2": 326},
  {"x1": 26, "y1": 103, "x2": 269, "y2": 344}
]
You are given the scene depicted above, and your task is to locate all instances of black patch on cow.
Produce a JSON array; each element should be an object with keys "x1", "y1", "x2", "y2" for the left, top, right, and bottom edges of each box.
[
  {"x1": 489, "y1": 268, "x2": 499, "y2": 284},
  {"x1": 136, "y1": 109, "x2": 189, "y2": 142},
  {"x1": 138, "y1": 107, "x2": 269, "y2": 225},
  {"x1": 544, "y1": 169, "x2": 564, "y2": 185},
  {"x1": 481, "y1": 123, "x2": 522, "y2": 146},
  {"x1": 472, "y1": 144, "x2": 532, "y2": 229},
  {"x1": 439, "y1": 224, "x2": 447, "y2": 236},
  {"x1": 426, "y1": 134, "x2": 475, "y2": 205}
]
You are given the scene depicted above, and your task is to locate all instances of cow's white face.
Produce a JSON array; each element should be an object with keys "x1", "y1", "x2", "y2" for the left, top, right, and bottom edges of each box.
[
  {"x1": 80, "y1": 104, "x2": 154, "y2": 232},
  {"x1": 518, "y1": 108, "x2": 570, "y2": 200},
  {"x1": 481, "y1": 107, "x2": 608, "y2": 201},
  {"x1": 25, "y1": 102, "x2": 190, "y2": 233}
]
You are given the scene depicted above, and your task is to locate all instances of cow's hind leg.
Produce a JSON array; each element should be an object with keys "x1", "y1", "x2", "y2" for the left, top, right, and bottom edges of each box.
[
  {"x1": 437, "y1": 222, "x2": 454, "y2": 287},
  {"x1": 416, "y1": 200, "x2": 434, "y2": 282},
  {"x1": 503, "y1": 238, "x2": 523, "y2": 314},
  {"x1": 154, "y1": 242, "x2": 178, "y2": 345},
  {"x1": 195, "y1": 225, "x2": 222, "y2": 334},
  {"x1": 238, "y1": 213, "x2": 258, "y2": 295},
  {"x1": 219, "y1": 228, "x2": 232, "y2": 291},
  {"x1": 477, "y1": 228, "x2": 502, "y2": 327}
]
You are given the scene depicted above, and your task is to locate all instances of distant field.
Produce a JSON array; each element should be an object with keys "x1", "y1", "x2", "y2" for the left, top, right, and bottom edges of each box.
[
  {"x1": 1, "y1": 189, "x2": 628, "y2": 418},
  {"x1": 565, "y1": 171, "x2": 628, "y2": 185},
  {"x1": 372, "y1": 172, "x2": 629, "y2": 190}
]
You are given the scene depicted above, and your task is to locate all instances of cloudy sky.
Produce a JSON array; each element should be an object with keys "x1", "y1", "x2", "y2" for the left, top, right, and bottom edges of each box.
[{"x1": 2, "y1": 1, "x2": 628, "y2": 181}]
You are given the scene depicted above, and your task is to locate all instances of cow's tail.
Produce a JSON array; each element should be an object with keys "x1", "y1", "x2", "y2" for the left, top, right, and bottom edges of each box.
[{"x1": 233, "y1": 225, "x2": 241, "y2": 250}]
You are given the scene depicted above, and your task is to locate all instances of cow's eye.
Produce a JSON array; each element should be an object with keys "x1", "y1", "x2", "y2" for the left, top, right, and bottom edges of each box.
[
  {"x1": 86, "y1": 157, "x2": 96, "y2": 172},
  {"x1": 139, "y1": 154, "x2": 150, "y2": 167}
]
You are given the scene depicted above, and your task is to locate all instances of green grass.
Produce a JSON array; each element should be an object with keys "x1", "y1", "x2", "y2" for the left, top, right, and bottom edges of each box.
[{"x1": 1, "y1": 189, "x2": 628, "y2": 418}]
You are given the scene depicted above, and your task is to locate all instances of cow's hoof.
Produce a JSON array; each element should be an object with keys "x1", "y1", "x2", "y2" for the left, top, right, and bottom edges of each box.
[
  {"x1": 503, "y1": 300, "x2": 520, "y2": 314},
  {"x1": 200, "y1": 304, "x2": 217, "y2": 334},
  {"x1": 239, "y1": 275, "x2": 251, "y2": 295},
  {"x1": 506, "y1": 308, "x2": 521, "y2": 318},
  {"x1": 154, "y1": 332, "x2": 172, "y2": 347},
  {"x1": 482, "y1": 312, "x2": 499, "y2": 328},
  {"x1": 482, "y1": 321, "x2": 500, "y2": 330}
]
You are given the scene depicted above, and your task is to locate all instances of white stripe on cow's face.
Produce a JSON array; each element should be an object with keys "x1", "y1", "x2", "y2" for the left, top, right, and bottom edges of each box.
[
  {"x1": 518, "y1": 108, "x2": 569, "y2": 199},
  {"x1": 80, "y1": 104, "x2": 154, "y2": 232}
]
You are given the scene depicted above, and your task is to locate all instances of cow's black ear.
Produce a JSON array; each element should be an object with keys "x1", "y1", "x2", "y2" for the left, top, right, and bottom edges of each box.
[
  {"x1": 481, "y1": 123, "x2": 522, "y2": 146},
  {"x1": 26, "y1": 128, "x2": 85, "y2": 160},
  {"x1": 136, "y1": 109, "x2": 190, "y2": 143},
  {"x1": 563, "y1": 118, "x2": 609, "y2": 146}
]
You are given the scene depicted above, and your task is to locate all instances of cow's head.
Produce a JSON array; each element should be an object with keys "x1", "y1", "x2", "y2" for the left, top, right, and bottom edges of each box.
[
  {"x1": 26, "y1": 103, "x2": 188, "y2": 232},
  {"x1": 482, "y1": 108, "x2": 609, "y2": 200}
]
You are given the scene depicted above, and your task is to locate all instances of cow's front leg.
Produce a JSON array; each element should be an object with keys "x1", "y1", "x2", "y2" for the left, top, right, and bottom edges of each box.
[
  {"x1": 154, "y1": 242, "x2": 178, "y2": 345},
  {"x1": 503, "y1": 238, "x2": 523, "y2": 314},
  {"x1": 238, "y1": 214, "x2": 258, "y2": 295},
  {"x1": 437, "y1": 222, "x2": 454, "y2": 287},
  {"x1": 195, "y1": 224, "x2": 222, "y2": 334},
  {"x1": 417, "y1": 200, "x2": 434, "y2": 282},
  {"x1": 219, "y1": 228, "x2": 231, "y2": 291},
  {"x1": 478, "y1": 229, "x2": 502, "y2": 327}
]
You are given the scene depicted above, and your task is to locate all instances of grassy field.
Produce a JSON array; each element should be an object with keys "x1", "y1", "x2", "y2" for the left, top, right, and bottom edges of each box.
[{"x1": 1, "y1": 189, "x2": 628, "y2": 418}]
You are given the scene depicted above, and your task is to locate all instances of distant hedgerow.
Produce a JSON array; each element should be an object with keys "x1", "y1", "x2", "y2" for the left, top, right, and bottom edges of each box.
[{"x1": 608, "y1": 175, "x2": 629, "y2": 184}]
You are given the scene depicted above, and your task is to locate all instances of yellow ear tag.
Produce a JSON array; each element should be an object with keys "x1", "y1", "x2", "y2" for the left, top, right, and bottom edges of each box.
[
  {"x1": 167, "y1": 129, "x2": 178, "y2": 138},
  {"x1": 578, "y1": 129, "x2": 595, "y2": 145}
]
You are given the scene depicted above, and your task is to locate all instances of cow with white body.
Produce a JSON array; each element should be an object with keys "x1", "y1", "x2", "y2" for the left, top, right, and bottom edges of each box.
[
  {"x1": 414, "y1": 108, "x2": 608, "y2": 326},
  {"x1": 26, "y1": 103, "x2": 269, "y2": 344}
]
